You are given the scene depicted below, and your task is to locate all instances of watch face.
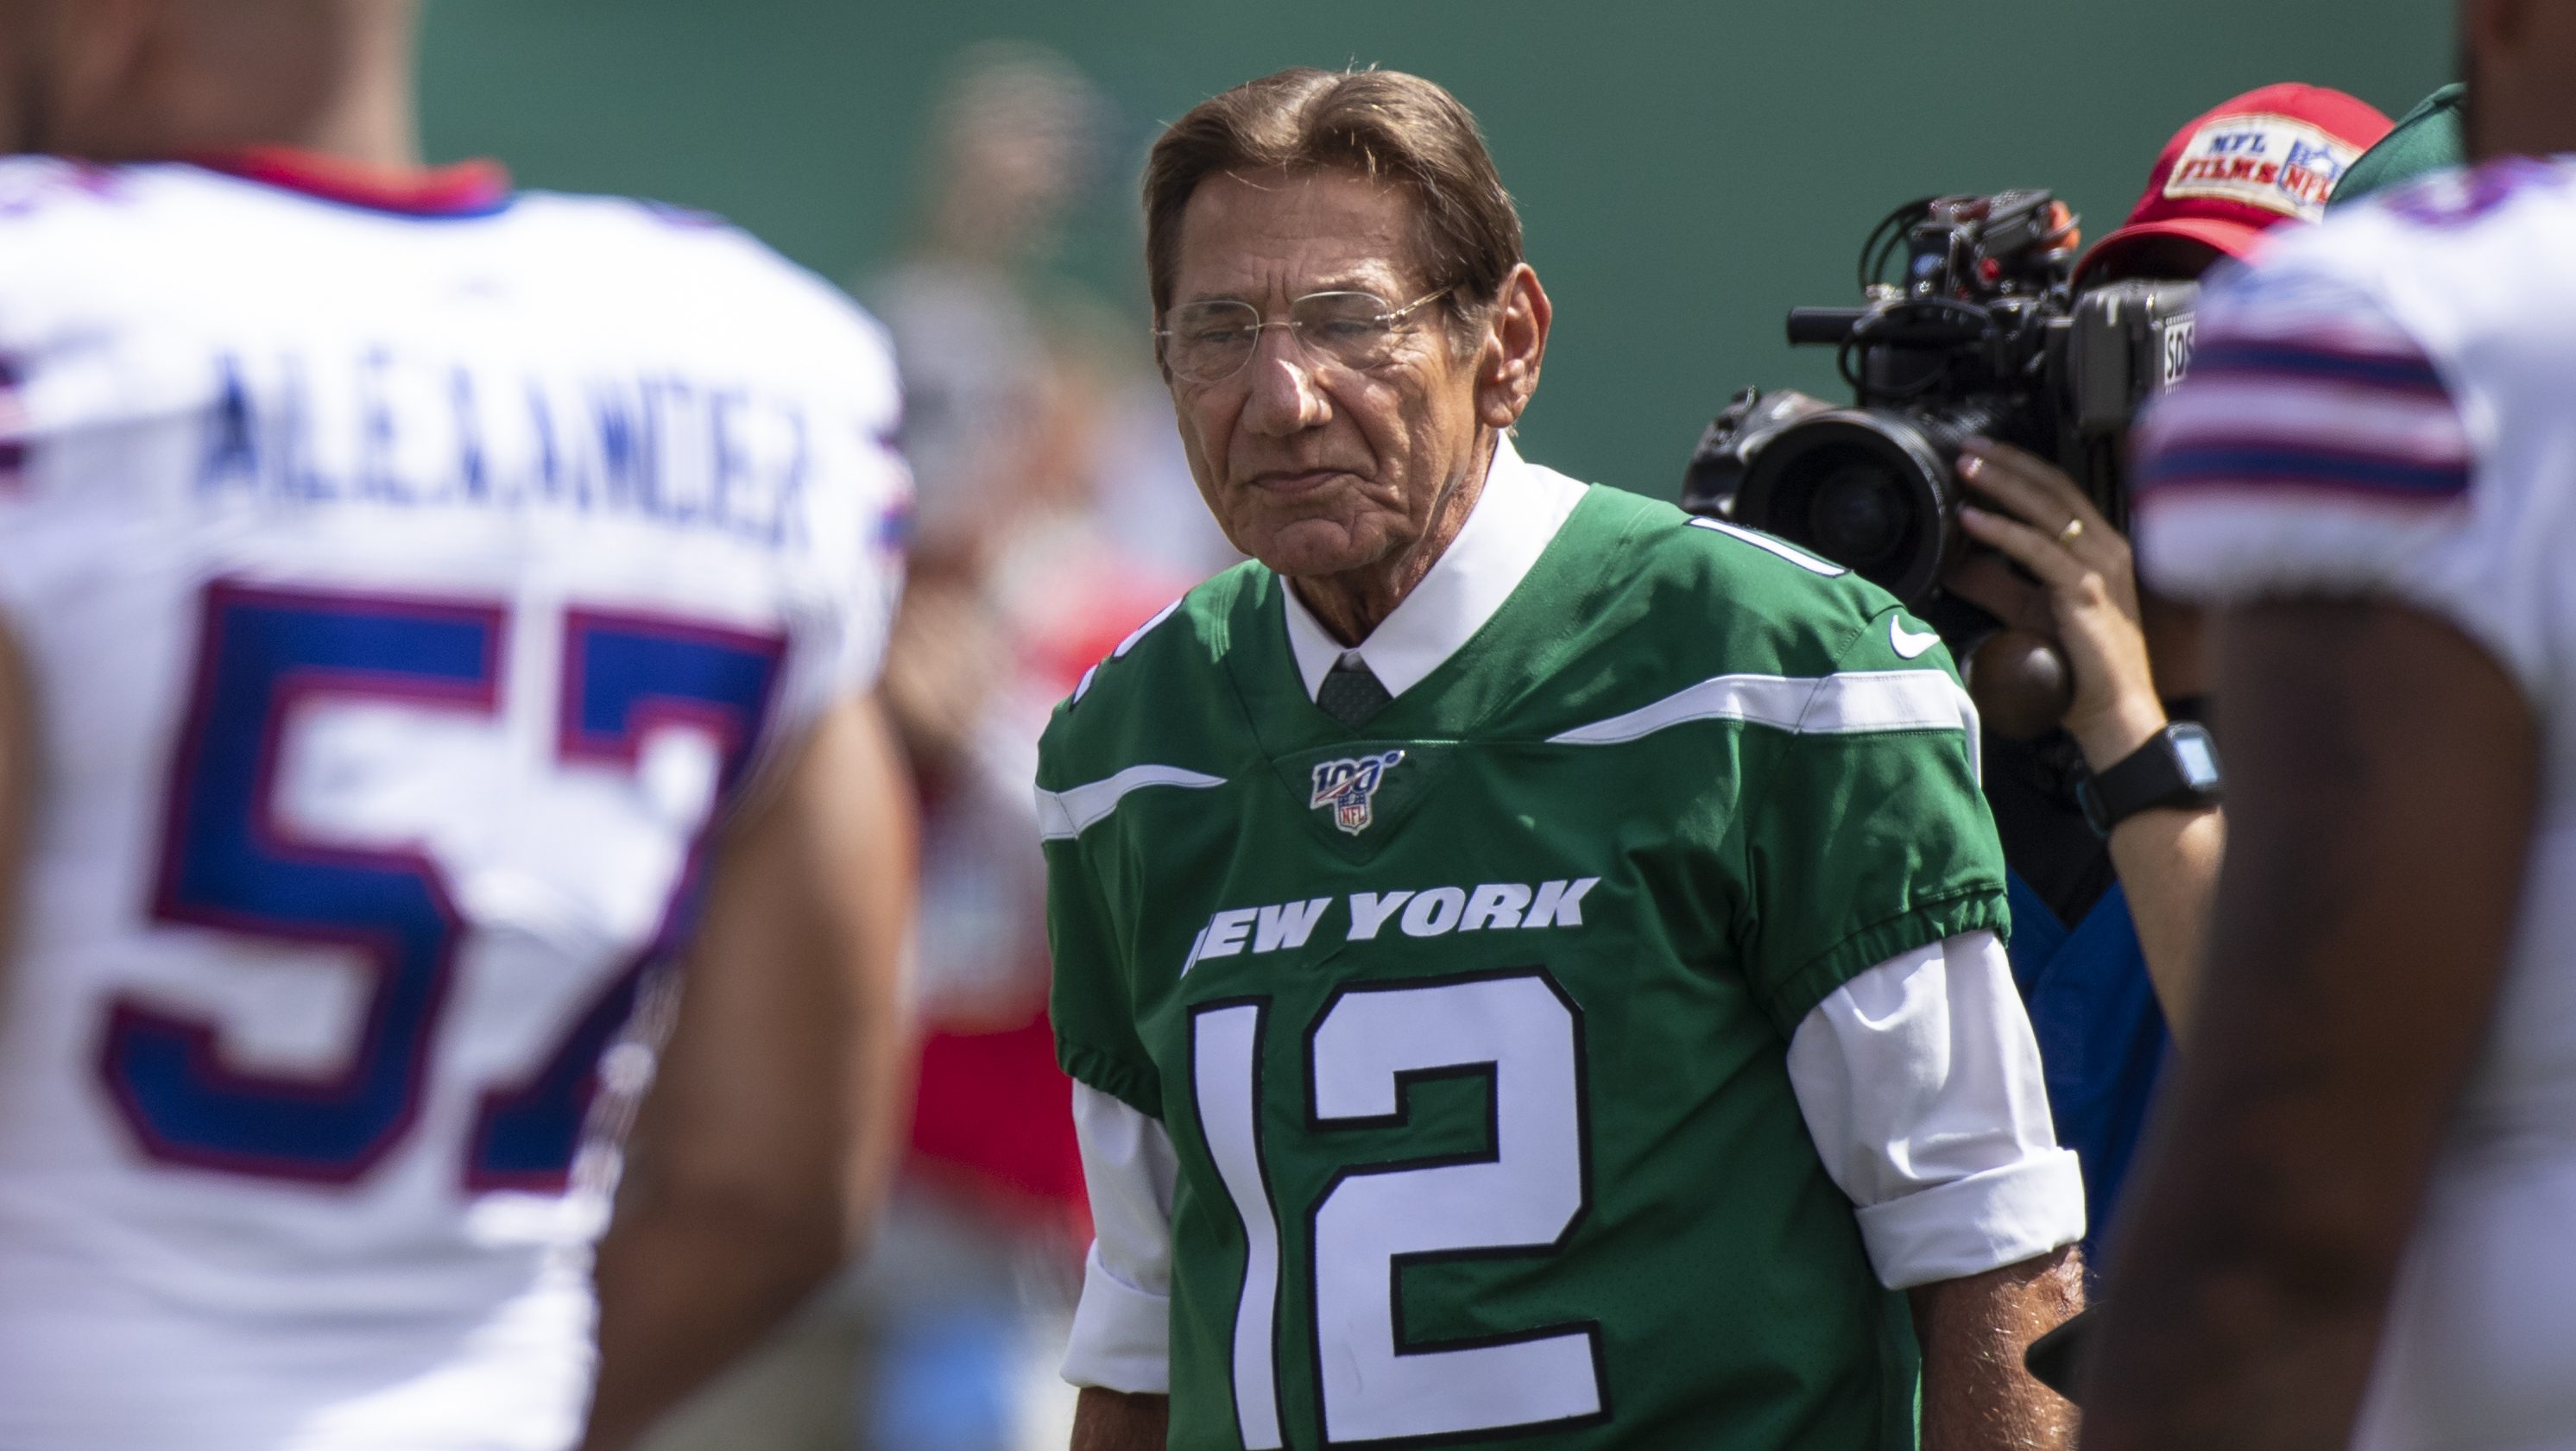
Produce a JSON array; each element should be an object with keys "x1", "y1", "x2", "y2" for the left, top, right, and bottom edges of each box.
[{"x1": 2174, "y1": 730, "x2": 2221, "y2": 789}]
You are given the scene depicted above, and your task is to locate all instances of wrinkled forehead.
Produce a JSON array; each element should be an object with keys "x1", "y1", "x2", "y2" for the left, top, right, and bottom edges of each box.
[{"x1": 1167, "y1": 165, "x2": 1436, "y2": 308}]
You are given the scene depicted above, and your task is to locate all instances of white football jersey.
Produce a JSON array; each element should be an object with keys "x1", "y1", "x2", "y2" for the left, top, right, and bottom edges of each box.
[
  {"x1": 0, "y1": 154, "x2": 906, "y2": 1450},
  {"x1": 2137, "y1": 156, "x2": 2576, "y2": 1451}
]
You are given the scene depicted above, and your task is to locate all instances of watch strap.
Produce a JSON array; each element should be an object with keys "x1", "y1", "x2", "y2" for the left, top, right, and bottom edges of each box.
[{"x1": 2077, "y1": 722, "x2": 2223, "y2": 836}]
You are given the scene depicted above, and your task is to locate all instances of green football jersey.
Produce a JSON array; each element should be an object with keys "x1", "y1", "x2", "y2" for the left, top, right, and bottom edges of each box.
[{"x1": 1041, "y1": 483, "x2": 2008, "y2": 1451}]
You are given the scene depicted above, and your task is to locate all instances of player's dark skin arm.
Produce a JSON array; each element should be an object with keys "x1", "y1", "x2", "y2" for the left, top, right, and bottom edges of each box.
[
  {"x1": 1913, "y1": 1246, "x2": 2084, "y2": 1450},
  {"x1": 2078, "y1": 602, "x2": 2540, "y2": 1451},
  {"x1": 1070, "y1": 1388, "x2": 1170, "y2": 1450},
  {"x1": 579, "y1": 697, "x2": 919, "y2": 1451}
]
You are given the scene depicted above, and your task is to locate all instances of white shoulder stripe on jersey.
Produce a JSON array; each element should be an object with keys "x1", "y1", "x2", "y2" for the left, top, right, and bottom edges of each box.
[
  {"x1": 1115, "y1": 598, "x2": 1184, "y2": 658},
  {"x1": 2137, "y1": 375, "x2": 2472, "y2": 465},
  {"x1": 1686, "y1": 517, "x2": 1848, "y2": 577},
  {"x1": 1038, "y1": 764, "x2": 1228, "y2": 840},
  {"x1": 1072, "y1": 597, "x2": 1187, "y2": 704},
  {"x1": 1548, "y1": 669, "x2": 1976, "y2": 746},
  {"x1": 2201, "y1": 297, "x2": 2421, "y2": 356}
]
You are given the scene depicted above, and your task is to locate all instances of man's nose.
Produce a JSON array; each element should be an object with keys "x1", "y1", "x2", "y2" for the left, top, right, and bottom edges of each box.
[{"x1": 1239, "y1": 327, "x2": 1330, "y2": 436}]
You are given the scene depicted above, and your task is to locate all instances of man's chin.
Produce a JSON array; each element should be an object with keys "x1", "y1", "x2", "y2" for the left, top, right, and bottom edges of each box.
[{"x1": 1241, "y1": 514, "x2": 1398, "y2": 580}]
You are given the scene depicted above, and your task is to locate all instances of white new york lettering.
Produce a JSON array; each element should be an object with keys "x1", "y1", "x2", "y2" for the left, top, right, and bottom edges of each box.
[
  {"x1": 1200, "y1": 907, "x2": 1259, "y2": 960},
  {"x1": 1347, "y1": 890, "x2": 1414, "y2": 941},
  {"x1": 1179, "y1": 925, "x2": 1210, "y2": 976},
  {"x1": 1256, "y1": 898, "x2": 1333, "y2": 953},
  {"x1": 1525, "y1": 878, "x2": 1601, "y2": 929},
  {"x1": 1400, "y1": 886, "x2": 1468, "y2": 937},
  {"x1": 1461, "y1": 882, "x2": 1533, "y2": 931}
]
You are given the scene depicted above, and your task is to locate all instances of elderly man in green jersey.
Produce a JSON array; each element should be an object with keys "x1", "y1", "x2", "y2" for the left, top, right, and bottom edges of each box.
[{"x1": 1041, "y1": 67, "x2": 2085, "y2": 1451}]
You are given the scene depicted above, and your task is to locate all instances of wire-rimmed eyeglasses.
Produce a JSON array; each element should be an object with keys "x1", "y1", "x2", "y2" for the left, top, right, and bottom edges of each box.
[{"x1": 1153, "y1": 286, "x2": 1453, "y2": 384}]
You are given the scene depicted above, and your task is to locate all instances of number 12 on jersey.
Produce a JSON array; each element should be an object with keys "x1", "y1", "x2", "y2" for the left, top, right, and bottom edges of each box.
[
  {"x1": 98, "y1": 580, "x2": 783, "y2": 1190},
  {"x1": 1190, "y1": 970, "x2": 1609, "y2": 1448}
]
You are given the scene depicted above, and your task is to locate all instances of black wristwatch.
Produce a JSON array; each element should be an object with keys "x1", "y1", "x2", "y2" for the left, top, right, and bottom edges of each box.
[{"x1": 2075, "y1": 722, "x2": 2223, "y2": 836}]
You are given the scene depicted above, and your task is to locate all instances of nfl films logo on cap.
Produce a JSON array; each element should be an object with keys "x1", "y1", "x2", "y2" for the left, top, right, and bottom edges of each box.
[
  {"x1": 2163, "y1": 112, "x2": 2365, "y2": 224},
  {"x1": 1310, "y1": 749, "x2": 1405, "y2": 836}
]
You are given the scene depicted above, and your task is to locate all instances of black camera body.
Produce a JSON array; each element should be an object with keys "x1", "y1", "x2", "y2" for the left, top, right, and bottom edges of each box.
[{"x1": 1684, "y1": 191, "x2": 2196, "y2": 605}]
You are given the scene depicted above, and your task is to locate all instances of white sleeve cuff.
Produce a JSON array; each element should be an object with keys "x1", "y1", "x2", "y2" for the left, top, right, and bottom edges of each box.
[
  {"x1": 1786, "y1": 930, "x2": 2087, "y2": 1289},
  {"x1": 1061, "y1": 1083, "x2": 1178, "y2": 1391},
  {"x1": 1853, "y1": 1147, "x2": 2087, "y2": 1290},
  {"x1": 1061, "y1": 1240, "x2": 1173, "y2": 1393}
]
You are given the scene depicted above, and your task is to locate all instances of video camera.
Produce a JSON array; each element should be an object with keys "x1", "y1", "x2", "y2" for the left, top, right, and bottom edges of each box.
[{"x1": 1683, "y1": 190, "x2": 2196, "y2": 607}]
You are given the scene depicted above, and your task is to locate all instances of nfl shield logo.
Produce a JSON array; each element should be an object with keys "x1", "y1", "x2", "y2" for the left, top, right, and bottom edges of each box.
[{"x1": 1310, "y1": 750, "x2": 1405, "y2": 836}]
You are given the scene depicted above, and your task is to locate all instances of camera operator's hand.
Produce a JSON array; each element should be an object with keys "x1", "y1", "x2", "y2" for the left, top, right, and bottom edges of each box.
[{"x1": 1948, "y1": 438, "x2": 2167, "y2": 772}]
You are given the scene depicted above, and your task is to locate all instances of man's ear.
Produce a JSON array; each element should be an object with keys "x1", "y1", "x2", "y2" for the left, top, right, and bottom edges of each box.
[
  {"x1": 2460, "y1": 0, "x2": 2537, "y2": 85},
  {"x1": 2466, "y1": 0, "x2": 2524, "y2": 46},
  {"x1": 1476, "y1": 263, "x2": 1550, "y2": 431},
  {"x1": 46, "y1": 0, "x2": 167, "y2": 157}
]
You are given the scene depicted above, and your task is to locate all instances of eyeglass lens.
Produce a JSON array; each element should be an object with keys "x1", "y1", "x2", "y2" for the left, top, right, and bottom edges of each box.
[{"x1": 1161, "y1": 292, "x2": 1413, "y2": 382}]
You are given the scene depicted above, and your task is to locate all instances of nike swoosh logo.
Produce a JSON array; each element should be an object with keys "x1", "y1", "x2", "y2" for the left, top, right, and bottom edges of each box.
[{"x1": 1891, "y1": 618, "x2": 1942, "y2": 659}]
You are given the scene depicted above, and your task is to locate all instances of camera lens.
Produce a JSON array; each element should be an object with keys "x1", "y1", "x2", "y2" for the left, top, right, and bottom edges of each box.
[
  {"x1": 1805, "y1": 460, "x2": 1911, "y2": 575},
  {"x1": 1729, "y1": 410, "x2": 1960, "y2": 604}
]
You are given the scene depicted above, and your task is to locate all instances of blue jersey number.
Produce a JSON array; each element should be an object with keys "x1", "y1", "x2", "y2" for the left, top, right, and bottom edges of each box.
[
  {"x1": 465, "y1": 609, "x2": 786, "y2": 1192},
  {"x1": 98, "y1": 582, "x2": 784, "y2": 1189}
]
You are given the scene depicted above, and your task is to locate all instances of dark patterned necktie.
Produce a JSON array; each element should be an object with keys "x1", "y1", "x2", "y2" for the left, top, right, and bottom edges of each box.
[{"x1": 1316, "y1": 654, "x2": 1393, "y2": 728}]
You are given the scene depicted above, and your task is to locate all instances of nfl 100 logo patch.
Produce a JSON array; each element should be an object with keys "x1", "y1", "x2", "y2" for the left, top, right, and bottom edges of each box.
[{"x1": 1310, "y1": 749, "x2": 1405, "y2": 836}]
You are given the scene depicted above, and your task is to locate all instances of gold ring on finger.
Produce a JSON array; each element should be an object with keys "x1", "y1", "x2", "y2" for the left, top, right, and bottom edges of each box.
[{"x1": 2056, "y1": 518, "x2": 2086, "y2": 546}]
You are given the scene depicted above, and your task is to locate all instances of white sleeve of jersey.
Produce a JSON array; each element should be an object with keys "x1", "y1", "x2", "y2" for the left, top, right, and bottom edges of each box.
[
  {"x1": 2130, "y1": 249, "x2": 2554, "y2": 697},
  {"x1": 829, "y1": 413, "x2": 909, "y2": 693},
  {"x1": 1784, "y1": 931, "x2": 2087, "y2": 1290},
  {"x1": 767, "y1": 316, "x2": 912, "y2": 748},
  {"x1": 1063, "y1": 1081, "x2": 1180, "y2": 1393}
]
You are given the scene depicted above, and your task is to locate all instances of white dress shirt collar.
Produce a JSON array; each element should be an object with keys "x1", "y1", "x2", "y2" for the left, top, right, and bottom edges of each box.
[{"x1": 1279, "y1": 434, "x2": 1589, "y2": 702}]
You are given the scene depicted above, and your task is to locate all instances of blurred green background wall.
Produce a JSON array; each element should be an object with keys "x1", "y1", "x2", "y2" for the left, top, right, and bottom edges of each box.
[{"x1": 420, "y1": 0, "x2": 2449, "y2": 499}]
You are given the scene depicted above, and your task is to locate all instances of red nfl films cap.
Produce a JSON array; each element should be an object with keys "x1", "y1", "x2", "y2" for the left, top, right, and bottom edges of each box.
[{"x1": 2074, "y1": 83, "x2": 2395, "y2": 285}]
